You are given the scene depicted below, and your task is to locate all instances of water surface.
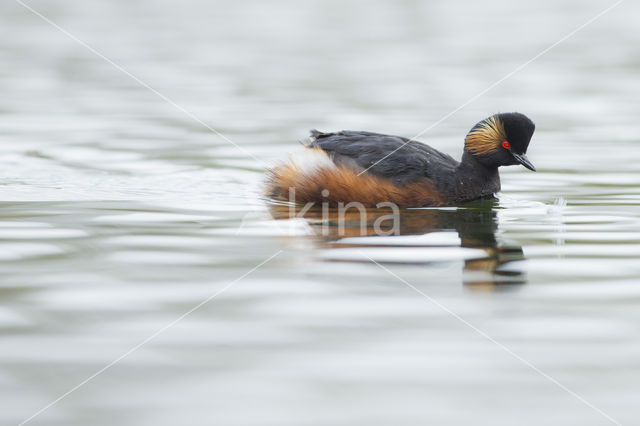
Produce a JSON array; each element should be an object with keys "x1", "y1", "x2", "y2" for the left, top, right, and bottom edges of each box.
[{"x1": 1, "y1": 0, "x2": 640, "y2": 425}]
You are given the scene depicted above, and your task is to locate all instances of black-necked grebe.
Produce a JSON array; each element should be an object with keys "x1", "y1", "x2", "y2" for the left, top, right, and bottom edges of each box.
[{"x1": 266, "y1": 112, "x2": 536, "y2": 207}]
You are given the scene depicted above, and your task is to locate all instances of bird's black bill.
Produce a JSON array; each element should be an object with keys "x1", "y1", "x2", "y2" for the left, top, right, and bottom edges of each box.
[{"x1": 512, "y1": 152, "x2": 536, "y2": 171}]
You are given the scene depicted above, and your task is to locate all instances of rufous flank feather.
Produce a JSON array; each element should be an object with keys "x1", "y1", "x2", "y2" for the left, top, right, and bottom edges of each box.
[{"x1": 266, "y1": 148, "x2": 443, "y2": 207}]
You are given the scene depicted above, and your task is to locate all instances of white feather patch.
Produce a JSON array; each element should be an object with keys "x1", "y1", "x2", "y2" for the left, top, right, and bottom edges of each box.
[{"x1": 286, "y1": 148, "x2": 336, "y2": 174}]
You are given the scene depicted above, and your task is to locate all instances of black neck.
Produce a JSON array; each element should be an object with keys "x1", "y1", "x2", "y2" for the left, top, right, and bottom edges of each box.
[{"x1": 453, "y1": 151, "x2": 501, "y2": 202}]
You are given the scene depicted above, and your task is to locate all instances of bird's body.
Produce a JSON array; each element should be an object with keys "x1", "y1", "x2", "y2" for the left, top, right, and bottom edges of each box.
[{"x1": 266, "y1": 112, "x2": 536, "y2": 208}]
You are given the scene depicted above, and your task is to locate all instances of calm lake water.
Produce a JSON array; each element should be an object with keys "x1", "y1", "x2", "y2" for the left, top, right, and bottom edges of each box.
[{"x1": 2, "y1": 0, "x2": 640, "y2": 425}]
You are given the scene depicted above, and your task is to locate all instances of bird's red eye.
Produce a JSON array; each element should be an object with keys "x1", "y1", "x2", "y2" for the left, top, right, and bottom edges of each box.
[{"x1": 502, "y1": 141, "x2": 511, "y2": 149}]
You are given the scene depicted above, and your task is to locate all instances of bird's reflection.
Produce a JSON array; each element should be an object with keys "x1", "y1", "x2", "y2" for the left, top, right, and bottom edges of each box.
[{"x1": 269, "y1": 198, "x2": 526, "y2": 289}]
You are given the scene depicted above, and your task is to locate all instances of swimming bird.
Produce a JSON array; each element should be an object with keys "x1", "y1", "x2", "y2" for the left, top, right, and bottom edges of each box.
[{"x1": 266, "y1": 112, "x2": 536, "y2": 207}]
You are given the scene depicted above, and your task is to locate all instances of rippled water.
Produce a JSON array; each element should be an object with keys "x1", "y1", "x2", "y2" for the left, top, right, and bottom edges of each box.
[{"x1": 2, "y1": 0, "x2": 640, "y2": 425}]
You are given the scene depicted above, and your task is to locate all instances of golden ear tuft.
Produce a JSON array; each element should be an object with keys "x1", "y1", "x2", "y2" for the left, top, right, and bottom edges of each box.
[{"x1": 465, "y1": 116, "x2": 507, "y2": 156}]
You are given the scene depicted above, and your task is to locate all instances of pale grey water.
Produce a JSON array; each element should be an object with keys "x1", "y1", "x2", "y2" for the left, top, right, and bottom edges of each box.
[{"x1": 1, "y1": 0, "x2": 640, "y2": 425}]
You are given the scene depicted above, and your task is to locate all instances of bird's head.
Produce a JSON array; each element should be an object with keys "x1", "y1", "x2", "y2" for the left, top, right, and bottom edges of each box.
[{"x1": 464, "y1": 112, "x2": 536, "y2": 171}]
